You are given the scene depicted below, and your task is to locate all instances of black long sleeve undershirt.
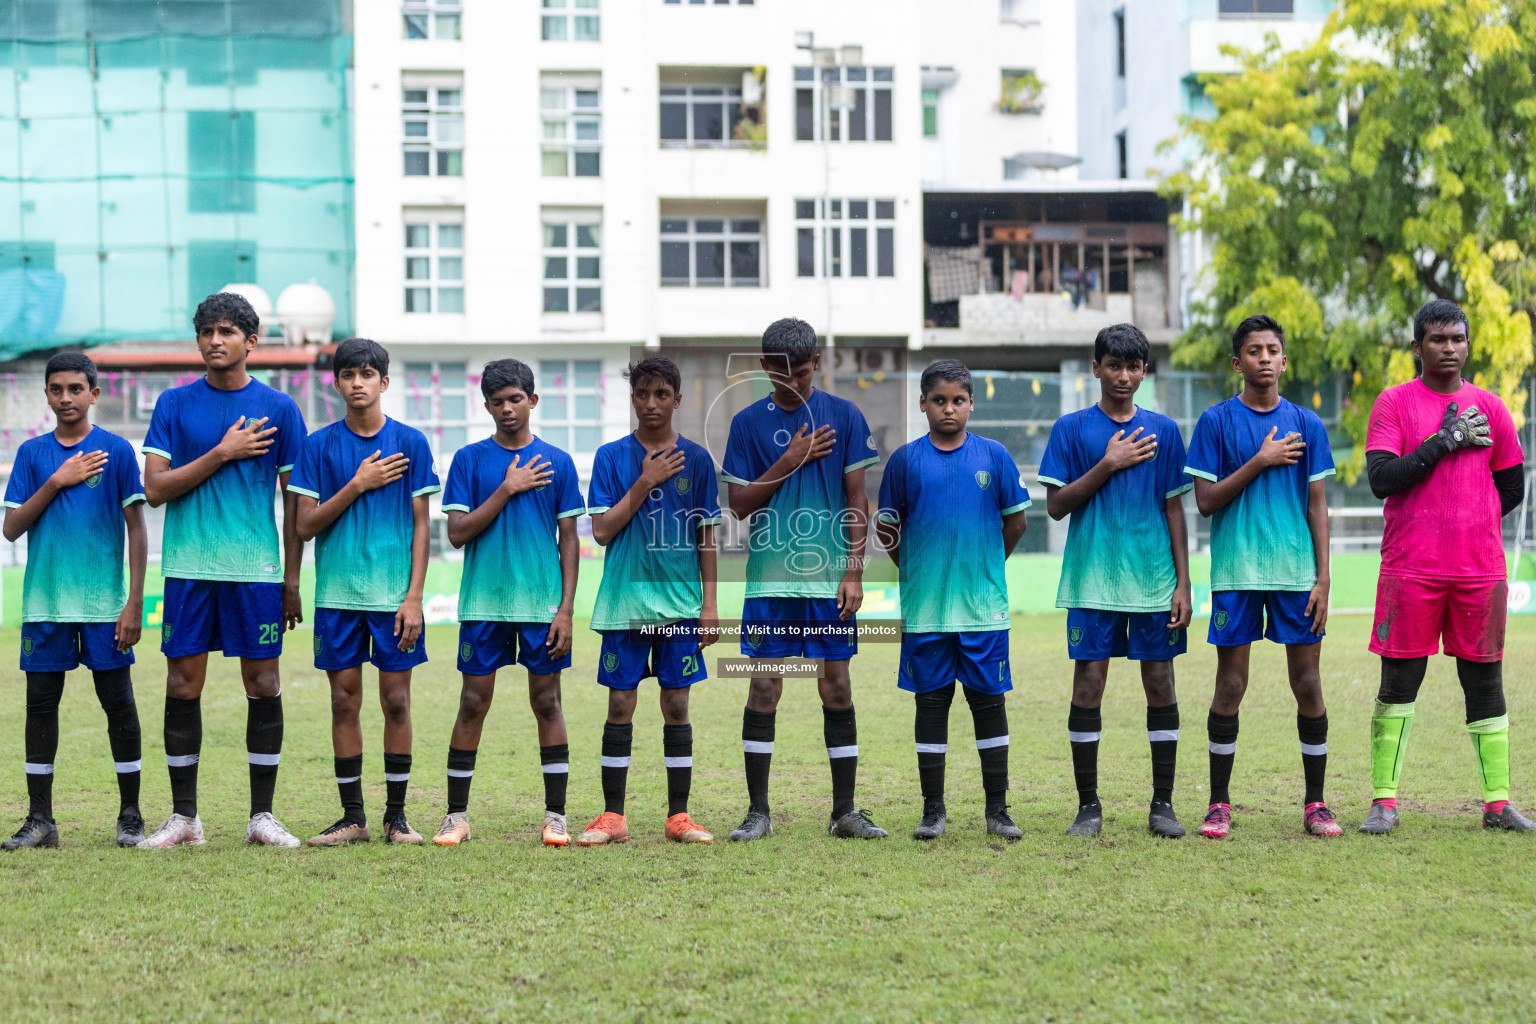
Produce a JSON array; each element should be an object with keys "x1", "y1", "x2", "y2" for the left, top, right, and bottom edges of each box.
[{"x1": 1367, "y1": 447, "x2": 1525, "y2": 516}]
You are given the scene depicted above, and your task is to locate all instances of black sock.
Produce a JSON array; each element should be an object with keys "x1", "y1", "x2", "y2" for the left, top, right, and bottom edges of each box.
[
  {"x1": 1068, "y1": 702, "x2": 1102, "y2": 807},
  {"x1": 1147, "y1": 702, "x2": 1179, "y2": 804},
  {"x1": 966, "y1": 687, "x2": 1010, "y2": 814},
  {"x1": 93, "y1": 667, "x2": 140, "y2": 812},
  {"x1": 383, "y1": 752, "x2": 411, "y2": 817},
  {"x1": 1208, "y1": 710, "x2": 1239, "y2": 805},
  {"x1": 164, "y1": 696, "x2": 202, "y2": 818},
  {"x1": 663, "y1": 724, "x2": 693, "y2": 817},
  {"x1": 601, "y1": 721, "x2": 633, "y2": 816},
  {"x1": 446, "y1": 747, "x2": 476, "y2": 814},
  {"x1": 742, "y1": 707, "x2": 775, "y2": 815},
  {"x1": 824, "y1": 705, "x2": 858, "y2": 820},
  {"x1": 1298, "y1": 712, "x2": 1328, "y2": 805},
  {"x1": 540, "y1": 743, "x2": 569, "y2": 815},
  {"x1": 246, "y1": 693, "x2": 283, "y2": 817},
  {"x1": 335, "y1": 754, "x2": 364, "y2": 824},
  {"x1": 914, "y1": 683, "x2": 955, "y2": 812},
  {"x1": 23, "y1": 671, "x2": 64, "y2": 820}
]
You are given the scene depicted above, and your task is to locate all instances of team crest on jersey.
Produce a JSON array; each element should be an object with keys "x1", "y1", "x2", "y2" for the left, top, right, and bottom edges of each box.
[
  {"x1": 460, "y1": 642, "x2": 472, "y2": 662},
  {"x1": 975, "y1": 471, "x2": 991, "y2": 490},
  {"x1": 1215, "y1": 611, "x2": 1228, "y2": 631},
  {"x1": 604, "y1": 652, "x2": 619, "y2": 672},
  {"x1": 745, "y1": 627, "x2": 762, "y2": 649},
  {"x1": 21, "y1": 636, "x2": 33, "y2": 656},
  {"x1": 866, "y1": 435, "x2": 878, "y2": 451},
  {"x1": 313, "y1": 634, "x2": 322, "y2": 655},
  {"x1": 1376, "y1": 622, "x2": 1389, "y2": 641},
  {"x1": 1068, "y1": 627, "x2": 1083, "y2": 647},
  {"x1": 676, "y1": 476, "x2": 691, "y2": 496},
  {"x1": 85, "y1": 473, "x2": 102, "y2": 488},
  {"x1": 162, "y1": 622, "x2": 174, "y2": 642},
  {"x1": 1168, "y1": 630, "x2": 1180, "y2": 645}
]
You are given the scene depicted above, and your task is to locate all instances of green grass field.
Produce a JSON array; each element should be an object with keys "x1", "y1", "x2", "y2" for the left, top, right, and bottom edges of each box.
[{"x1": 2, "y1": 615, "x2": 1534, "y2": 1023}]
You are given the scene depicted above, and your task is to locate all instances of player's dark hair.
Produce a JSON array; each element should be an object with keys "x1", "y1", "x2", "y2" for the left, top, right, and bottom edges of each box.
[
  {"x1": 481, "y1": 358, "x2": 535, "y2": 399},
  {"x1": 761, "y1": 317, "x2": 820, "y2": 366},
  {"x1": 44, "y1": 351, "x2": 97, "y2": 390},
  {"x1": 1413, "y1": 299, "x2": 1469, "y2": 344},
  {"x1": 192, "y1": 291, "x2": 260, "y2": 340},
  {"x1": 1231, "y1": 314, "x2": 1285, "y2": 357},
  {"x1": 332, "y1": 337, "x2": 390, "y2": 379},
  {"x1": 624, "y1": 355, "x2": 681, "y2": 394},
  {"x1": 1093, "y1": 323, "x2": 1150, "y2": 366},
  {"x1": 920, "y1": 358, "x2": 973, "y2": 397}
]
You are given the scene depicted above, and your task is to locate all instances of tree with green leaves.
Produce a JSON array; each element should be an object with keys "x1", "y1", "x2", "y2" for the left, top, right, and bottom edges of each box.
[{"x1": 1163, "y1": 0, "x2": 1535, "y2": 472}]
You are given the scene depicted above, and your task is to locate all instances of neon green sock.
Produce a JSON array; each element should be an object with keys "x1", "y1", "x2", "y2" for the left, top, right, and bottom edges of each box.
[
  {"x1": 1466, "y1": 715, "x2": 1511, "y2": 804},
  {"x1": 1370, "y1": 700, "x2": 1415, "y2": 800}
]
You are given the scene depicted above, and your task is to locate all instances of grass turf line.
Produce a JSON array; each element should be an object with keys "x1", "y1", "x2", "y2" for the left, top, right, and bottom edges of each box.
[{"x1": 2, "y1": 615, "x2": 1534, "y2": 1023}]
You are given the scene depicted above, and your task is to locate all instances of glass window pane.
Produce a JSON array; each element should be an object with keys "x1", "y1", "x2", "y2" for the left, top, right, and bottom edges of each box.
[
  {"x1": 542, "y1": 395, "x2": 568, "y2": 420},
  {"x1": 575, "y1": 90, "x2": 600, "y2": 108},
  {"x1": 875, "y1": 200, "x2": 896, "y2": 219},
  {"x1": 441, "y1": 394, "x2": 467, "y2": 421},
  {"x1": 405, "y1": 224, "x2": 430, "y2": 248},
  {"x1": 439, "y1": 426, "x2": 467, "y2": 453},
  {"x1": 406, "y1": 257, "x2": 431, "y2": 279},
  {"x1": 576, "y1": 256, "x2": 601, "y2": 279},
  {"x1": 827, "y1": 226, "x2": 841, "y2": 276},
  {"x1": 543, "y1": 0, "x2": 568, "y2": 8},
  {"x1": 573, "y1": 426, "x2": 602, "y2": 454},
  {"x1": 660, "y1": 241, "x2": 691, "y2": 284},
  {"x1": 574, "y1": 360, "x2": 602, "y2": 386},
  {"x1": 794, "y1": 67, "x2": 814, "y2": 82},
  {"x1": 544, "y1": 224, "x2": 568, "y2": 247},
  {"x1": 660, "y1": 219, "x2": 688, "y2": 234},
  {"x1": 573, "y1": 16, "x2": 599, "y2": 40},
  {"x1": 438, "y1": 224, "x2": 464, "y2": 248},
  {"x1": 544, "y1": 287, "x2": 570, "y2": 312},
  {"x1": 543, "y1": 120, "x2": 568, "y2": 140},
  {"x1": 695, "y1": 219, "x2": 724, "y2": 234},
  {"x1": 404, "y1": 119, "x2": 429, "y2": 137},
  {"x1": 795, "y1": 199, "x2": 816, "y2": 220},
  {"x1": 795, "y1": 89, "x2": 814, "y2": 141},
  {"x1": 693, "y1": 101, "x2": 723, "y2": 141},
  {"x1": 437, "y1": 287, "x2": 465, "y2": 313},
  {"x1": 436, "y1": 150, "x2": 463, "y2": 175},
  {"x1": 846, "y1": 67, "x2": 867, "y2": 82},
  {"x1": 849, "y1": 89, "x2": 867, "y2": 142},
  {"x1": 575, "y1": 0, "x2": 600, "y2": 7},
  {"x1": 574, "y1": 118, "x2": 600, "y2": 140},
  {"x1": 848, "y1": 200, "x2": 868, "y2": 220},
  {"x1": 576, "y1": 225, "x2": 601, "y2": 247},
  {"x1": 575, "y1": 287, "x2": 602, "y2": 312},
  {"x1": 437, "y1": 89, "x2": 462, "y2": 108},
  {"x1": 695, "y1": 241, "x2": 725, "y2": 284},
  {"x1": 438, "y1": 257, "x2": 463, "y2": 280},
  {"x1": 435, "y1": 14, "x2": 461, "y2": 39},
  {"x1": 405, "y1": 287, "x2": 430, "y2": 313},
  {"x1": 542, "y1": 15, "x2": 567, "y2": 40},
  {"x1": 797, "y1": 227, "x2": 814, "y2": 277},
  {"x1": 874, "y1": 89, "x2": 893, "y2": 141},
  {"x1": 436, "y1": 113, "x2": 464, "y2": 143},
  {"x1": 877, "y1": 227, "x2": 894, "y2": 276},
  {"x1": 873, "y1": 67, "x2": 894, "y2": 82},
  {"x1": 403, "y1": 89, "x2": 429, "y2": 104},
  {"x1": 544, "y1": 256, "x2": 568, "y2": 280},
  {"x1": 730, "y1": 241, "x2": 760, "y2": 285},
  {"x1": 541, "y1": 88, "x2": 566, "y2": 111},
  {"x1": 573, "y1": 150, "x2": 600, "y2": 176},
  {"x1": 405, "y1": 362, "x2": 433, "y2": 376},
  {"x1": 731, "y1": 219, "x2": 760, "y2": 233},
  {"x1": 405, "y1": 392, "x2": 431, "y2": 419},
  {"x1": 660, "y1": 103, "x2": 688, "y2": 141},
  {"x1": 575, "y1": 395, "x2": 599, "y2": 420},
  {"x1": 404, "y1": 151, "x2": 430, "y2": 175},
  {"x1": 849, "y1": 228, "x2": 868, "y2": 277},
  {"x1": 405, "y1": 14, "x2": 428, "y2": 38},
  {"x1": 542, "y1": 150, "x2": 568, "y2": 176}
]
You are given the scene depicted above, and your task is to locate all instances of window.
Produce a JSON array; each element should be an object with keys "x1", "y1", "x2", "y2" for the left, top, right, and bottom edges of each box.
[
  {"x1": 795, "y1": 198, "x2": 894, "y2": 279},
  {"x1": 404, "y1": 215, "x2": 464, "y2": 314},
  {"x1": 921, "y1": 89, "x2": 938, "y2": 137},
  {"x1": 542, "y1": 215, "x2": 602, "y2": 313},
  {"x1": 542, "y1": 0, "x2": 599, "y2": 40},
  {"x1": 659, "y1": 85, "x2": 745, "y2": 147},
  {"x1": 999, "y1": 68, "x2": 1043, "y2": 114},
  {"x1": 538, "y1": 360, "x2": 604, "y2": 454},
  {"x1": 187, "y1": 111, "x2": 255, "y2": 213},
  {"x1": 1115, "y1": 130, "x2": 1128, "y2": 179},
  {"x1": 541, "y1": 80, "x2": 601, "y2": 176},
  {"x1": 660, "y1": 217, "x2": 762, "y2": 287},
  {"x1": 1218, "y1": 0, "x2": 1293, "y2": 15},
  {"x1": 403, "y1": 0, "x2": 461, "y2": 39},
  {"x1": 663, "y1": 0, "x2": 756, "y2": 5},
  {"x1": 793, "y1": 66, "x2": 893, "y2": 142},
  {"x1": 403, "y1": 361, "x2": 471, "y2": 462},
  {"x1": 403, "y1": 84, "x2": 463, "y2": 177},
  {"x1": 1114, "y1": 10, "x2": 1125, "y2": 77}
]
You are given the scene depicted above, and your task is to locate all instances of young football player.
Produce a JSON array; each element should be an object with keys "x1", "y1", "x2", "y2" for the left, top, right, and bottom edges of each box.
[
  {"x1": 1361, "y1": 299, "x2": 1532, "y2": 833},
  {"x1": 578, "y1": 356, "x2": 720, "y2": 846},
  {"x1": 721, "y1": 317, "x2": 886, "y2": 841},
  {"x1": 1184, "y1": 314, "x2": 1340, "y2": 839},
  {"x1": 3, "y1": 354, "x2": 147, "y2": 849},
  {"x1": 289, "y1": 338, "x2": 440, "y2": 846},
  {"x1": 1038, "y1": 324, "x2": 1193, "y2": 839},
  {"x1": 432, "y1": 359, "x2": 584, "y2": 847},
  {"x1": 876, "y1": 359, "x2": 1029, "y2": 840},
  {"x1": 138, "y1": 292, "x2": 307, "y2": 848}
]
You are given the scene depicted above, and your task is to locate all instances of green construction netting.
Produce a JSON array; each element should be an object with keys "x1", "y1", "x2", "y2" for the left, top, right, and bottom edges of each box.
[{"x1": 0, "y1": 0, "x2": 353, "y2": 359}]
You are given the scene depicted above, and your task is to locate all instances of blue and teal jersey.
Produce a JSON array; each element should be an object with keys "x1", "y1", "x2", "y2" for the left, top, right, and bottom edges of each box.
[
  {"x1": 587, "y1": 434, "x2": 722, "y2": 631},
  {"x1": 1037, "y1": 404, "x2": 1192, "y2": 612},
  {"x1": 4, "y1": 426, "x2": 145, "y2": 622},
  {"x1": 142, "y1": 376, "x2": 305, "y2": 582},
  {"x1": 1184, "y1": 395, "x2": 1334, "y2": 592},
  {"x1": 721, "y1": 388, "x2": 879, "y2": 599},
  {"x1": 441, "y1": 435, "x2": 584, "y2": 622},
  {"x1": 288, "y1": 417, "x2": 441, "y2": 612},
  {"x1": 876, "y1": 432, "x2": 1030, "y2": 632}
]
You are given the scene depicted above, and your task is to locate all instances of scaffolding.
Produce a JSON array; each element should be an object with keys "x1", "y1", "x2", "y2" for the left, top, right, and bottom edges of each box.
[{"x1": 0, "y1": 0, "x2": 353, "y2": 359}]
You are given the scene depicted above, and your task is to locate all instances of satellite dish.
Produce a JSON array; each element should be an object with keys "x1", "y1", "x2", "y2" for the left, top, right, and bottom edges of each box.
[{"x1": 275, "y1": 281, "x2": 336, "y2": 345}]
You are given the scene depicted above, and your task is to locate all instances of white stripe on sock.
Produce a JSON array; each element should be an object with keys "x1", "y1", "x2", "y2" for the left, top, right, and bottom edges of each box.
[
  {"x1": 114, "y1": 760, "x2": 142, "y2": 773},
  {"x1": 335, "y1": 775, "x2": 361, "y2": 785},
  {"x1": 247, "y1": 752, "x2": 280, "y2": 766},
  {"x1": 826, "y1": 745, "x2": 859, "y2": 759},
  {"x1": 664, "y1": 756, "x2": 693, "y2": 768},
  {"x1": 445, "y1": 768, "x2": 474, "y2": 778},
  {"x1": 1068, "y1": 731, "x2": 1100, "y2": 744},
  {"x1": 540, "y1": 763, "x2": 569, "y2": 775},
  {"x1": 1147, "y1": 729, "x2": 1180, "y2": 743},
  {"x1": 976, "y1": 735, "x2": 1010, "y2": 750},
  {"x1": 384, "y1": 772, "x2": 411, "y2": 782},
  {"x1": 1299, "y1": 742, "x2": 1327, "y2": 756},
  {"x1": 165, "y1": 753, "x2": 199, "y2": 768},
  {"x1": 23, "y1": 763, "x2": 53, "y2": 775},
  {"x1": 742, "y1": 740, "x2": 774, "y2": 754},
  {"x1": 915, "y1": 742, "x2": 947, "y2": 754},
  {"x1": 1208, "y1": 741, "x2": 1237, "y2": 755},
  {"x1": 600, "y1": 755, "x2": 631, "y2": 768}
]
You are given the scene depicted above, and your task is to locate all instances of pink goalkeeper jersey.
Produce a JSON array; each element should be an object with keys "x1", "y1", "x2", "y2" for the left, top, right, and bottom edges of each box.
[{"x1": 1366, "y1": 378, "x2": 1524, "y2": 581}]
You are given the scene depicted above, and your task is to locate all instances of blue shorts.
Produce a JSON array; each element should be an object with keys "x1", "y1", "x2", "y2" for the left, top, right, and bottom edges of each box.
[
  {"x1": 457, "y1": 620, "x2": 572, "y2": 676},
  {"x1": 20, "y1": 621, "x2": 134, "y2": 672},
  {"x1": 597, "y1": 622, "x2": 707, "y2": 690},
  {"x1": 161, "y1": 578, "x2": 285, "y2": 659},
  {"x1": 314, "y1": 607, "x2": 428, "y2": 673},
  {"x1": 898, "y1": 630, "x2": 1012, "y2": 695},
  {"x1": 740, "y1": 596, "x2": 856, "y2": 660},
  {"x1": 1067, "y1": 609, "x2": 1186, "y2": 662},
  {"x1": 1208, "y1": 590, "x2": 1323, "y2": 647}
]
